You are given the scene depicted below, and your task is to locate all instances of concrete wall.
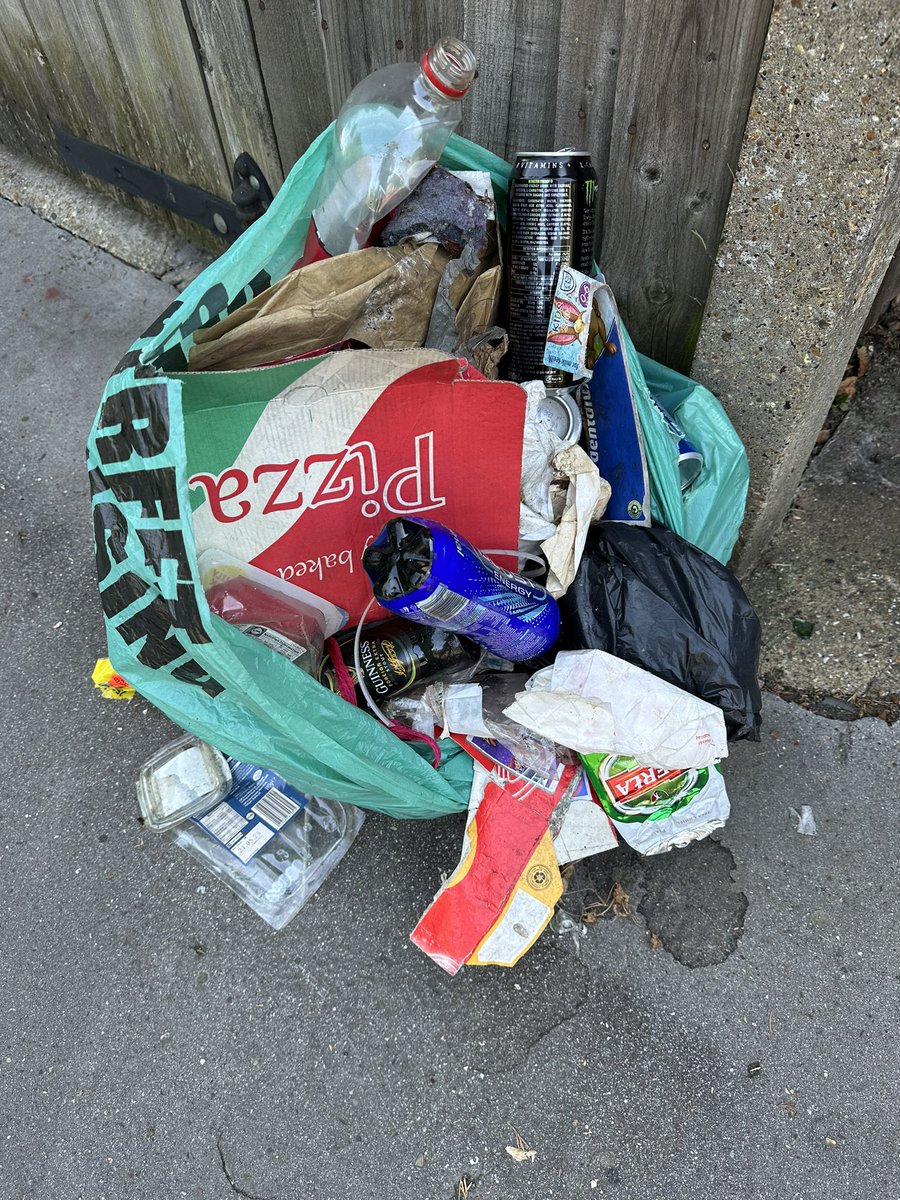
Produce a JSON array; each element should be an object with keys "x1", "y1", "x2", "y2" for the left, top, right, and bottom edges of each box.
[{"x1": 692, "y1": 0, "x2": 900, "y2": 573}]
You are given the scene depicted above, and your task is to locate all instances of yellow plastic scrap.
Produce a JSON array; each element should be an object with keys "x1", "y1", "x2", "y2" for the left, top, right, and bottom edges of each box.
[{"x1": 92, "y1": 658, "x2": 135, "y2": 700}]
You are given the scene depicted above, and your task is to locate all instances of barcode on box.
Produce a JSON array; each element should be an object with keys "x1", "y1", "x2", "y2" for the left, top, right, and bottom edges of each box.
[
  {"x1": 252, "y1": 787, "x2": 301, "y2": 830},
  {"x1": 198, "y1": 802, "x2": 247, "y2": 847},
  {"x1": 417, "y1": 584, "x2": 471, "y2": 624}
]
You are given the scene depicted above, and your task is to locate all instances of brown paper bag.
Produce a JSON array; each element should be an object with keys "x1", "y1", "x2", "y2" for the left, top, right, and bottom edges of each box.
[{"x1": 189, "y1": 242, "x2": 451, "y2": 371}]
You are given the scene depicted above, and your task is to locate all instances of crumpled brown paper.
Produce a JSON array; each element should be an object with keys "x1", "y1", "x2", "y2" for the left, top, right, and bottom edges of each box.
[{"x1": 189, "y1": 242, "x2": 451, "y2": 371}]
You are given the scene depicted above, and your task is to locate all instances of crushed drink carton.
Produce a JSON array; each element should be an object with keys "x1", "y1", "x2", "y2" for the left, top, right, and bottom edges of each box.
[{"x1": 543, "y1": 266, "x2": 605, "y2": 381}]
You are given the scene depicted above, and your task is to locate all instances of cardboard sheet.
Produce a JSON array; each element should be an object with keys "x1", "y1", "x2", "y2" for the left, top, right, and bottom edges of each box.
[{"x1": 187, "y1": 350, "x2": 527, "y2": 623}]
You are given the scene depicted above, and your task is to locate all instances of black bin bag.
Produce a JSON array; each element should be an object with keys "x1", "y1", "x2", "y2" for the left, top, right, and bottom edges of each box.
[{"x1": 560, "y1": 524, "x2": 762, "y2": 741}]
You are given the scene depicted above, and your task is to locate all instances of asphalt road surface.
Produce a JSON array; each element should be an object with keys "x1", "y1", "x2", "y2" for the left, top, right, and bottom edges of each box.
[{"x1": 2, "y1": 199, "x2": 898, "y2": 1200}]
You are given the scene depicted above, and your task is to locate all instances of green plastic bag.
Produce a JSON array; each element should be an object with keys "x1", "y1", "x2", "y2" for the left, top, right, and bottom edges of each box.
[
  {"x1": 88, "y1": 124, "x2": 746, "y2": 819},
  {"x1": 88, "y1": 126, "x2": 515, "y2": 820},
  {"x1": 634, "y1": 347, "x2": 748, "y2": 564}
]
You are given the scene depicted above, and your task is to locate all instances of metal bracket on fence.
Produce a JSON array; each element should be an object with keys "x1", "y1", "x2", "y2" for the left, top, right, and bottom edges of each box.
[
  {"x1": 53, "y1": 126, "x2": 274, "y2": 242},
  {"x1": 230, "y1": 153, "x2": 273, "y2": 228}
]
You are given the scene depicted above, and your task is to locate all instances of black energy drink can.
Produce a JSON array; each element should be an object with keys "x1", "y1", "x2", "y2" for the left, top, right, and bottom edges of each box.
[{"x1": 505, "y1": 151, "x2": 598, "y2": 386}]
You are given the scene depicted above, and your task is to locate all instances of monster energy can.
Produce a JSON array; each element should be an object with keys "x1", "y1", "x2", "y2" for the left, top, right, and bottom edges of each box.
[{"x1": 505, "y1": 151, "x2": 598, "y2": 386}]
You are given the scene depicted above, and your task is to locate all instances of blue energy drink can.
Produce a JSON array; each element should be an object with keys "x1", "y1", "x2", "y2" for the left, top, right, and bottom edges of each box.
[
  {"x1": 649, "y1": 394, "x2": 703, "y2": 491},
  {"x1": 362, "y1": 517, "x2": 560, "y2": 662}
]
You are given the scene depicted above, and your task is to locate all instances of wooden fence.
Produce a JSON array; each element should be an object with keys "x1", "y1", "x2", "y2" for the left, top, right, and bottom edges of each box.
[{"x1": 0, "y1": 0, "x2": 773, "y2": 372}]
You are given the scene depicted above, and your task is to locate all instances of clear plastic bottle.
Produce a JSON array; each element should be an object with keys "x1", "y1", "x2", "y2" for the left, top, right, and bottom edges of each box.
[{"x1": 304, "y1": 38, "x2": 477, "y2": 261}]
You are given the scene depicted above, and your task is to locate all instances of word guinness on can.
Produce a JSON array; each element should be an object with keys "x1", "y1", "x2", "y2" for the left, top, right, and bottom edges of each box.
[{"x1": 505, "y1": 151, "x2": 598, "y2": 386}]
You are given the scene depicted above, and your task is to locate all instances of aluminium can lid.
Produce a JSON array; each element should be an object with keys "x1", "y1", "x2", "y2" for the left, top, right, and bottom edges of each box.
[{"x1": 517, "y1": 150, "x2": 590, "y2": 158}]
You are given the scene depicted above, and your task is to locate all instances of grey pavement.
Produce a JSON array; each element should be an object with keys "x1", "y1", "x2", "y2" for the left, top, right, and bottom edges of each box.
[{"x1": 2, "y1": 197, "x2": 900, "y2": 1200}]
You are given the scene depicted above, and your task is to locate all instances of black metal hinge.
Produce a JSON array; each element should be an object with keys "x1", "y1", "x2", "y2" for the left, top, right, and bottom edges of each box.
[{"x1": 54, "y1": 126, "x2": 274, "y2": 242}]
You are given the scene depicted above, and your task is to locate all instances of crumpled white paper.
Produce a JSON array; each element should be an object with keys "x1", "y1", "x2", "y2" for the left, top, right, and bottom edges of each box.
[
  {"x1": 518, "y1": 382, "x2": 609, "y2": 595},
  {"x1": 541, "y1": 444, "x2": 610, "y2": 598},
  {"x1": 503, "y1": 649, "x2": 728, "y2": 770},
  {"x1": 434, "y1": 681, "x2": 491, "y2": 739}
]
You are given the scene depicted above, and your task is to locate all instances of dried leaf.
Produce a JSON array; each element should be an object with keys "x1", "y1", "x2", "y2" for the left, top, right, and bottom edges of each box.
[
  {"x1": 602, "y1": 881, "x2": 632, "y2": 919},
  {"x1": 505, "y1": 1147, "x2": 537, "y2": 1163},
  {"x1": 649, "y1": 932, "x2": 663, "y2": 950},
  {"x1": 835, "y1": 375, "x2": 857, "y2": 398},
  {"x1": 583, "y1": 881, "x2": 632, "y2": 922},
  {"x1": 856, "y1": 345, "x2": 872, "y2": 377}
]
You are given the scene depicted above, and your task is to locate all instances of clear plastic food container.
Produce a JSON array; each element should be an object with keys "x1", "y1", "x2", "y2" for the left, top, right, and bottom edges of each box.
[
  {"x1": 198, "y1": 549, "x2": 347, "y2": 676},
  {"x1": 172, "y1": 764, "x2": 364, "y2": 930},
  {"x1": 137, "y1": 734, "x2": 232, "y2": 831}
]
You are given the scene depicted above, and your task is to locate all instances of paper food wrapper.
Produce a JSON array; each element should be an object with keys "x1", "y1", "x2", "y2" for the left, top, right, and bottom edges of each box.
[
  {"x1": 504, "y1": 649, "x2": 728, "y2": 770},
  {"x1": 541, "y1": 444, "x2": 611, "y2": 599},
  {"x1": 189, "y1": 243, "x2": 452, "y2": 371},
  {"x1": 553, "y1": 769, "x2": 619, "y2": 862},
  {"x1": 410, "y1": 744, "x2": 576, "y2": 975},
  {"x1": 91, "y1": 657, "x2": 134, "y2": 700}
]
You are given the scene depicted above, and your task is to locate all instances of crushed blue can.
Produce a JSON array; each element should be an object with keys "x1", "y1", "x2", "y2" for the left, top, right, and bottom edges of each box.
[
  {"x1": 649, "y1": 394, "x2": 703, "y2": 491},
  {"x1": 362, "y1": 517, "x2": 560, "y2": 662}
]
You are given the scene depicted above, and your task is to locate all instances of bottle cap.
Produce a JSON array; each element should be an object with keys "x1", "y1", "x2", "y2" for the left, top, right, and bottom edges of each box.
[{"x1": 421, "y1": 38, "x2": 477, "y2": 99}]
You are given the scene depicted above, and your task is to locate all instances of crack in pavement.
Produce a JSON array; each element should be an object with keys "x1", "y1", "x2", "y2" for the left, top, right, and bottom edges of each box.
[
  {"x1": 472, "y1": 955, "x2": 593, "y2": 1075},
  {"x1": 560, "y1": 841, "x2": 748, "y2": 969},
  {"x1": 217, "y1": 1135, "x2": 272, "y2": 1200},
  {"x1": 637, "y1": 838, "x2": 748, "y2": 969},
  {"x1": 765, "y1": 678, "x2": 900, "y2": 725}
]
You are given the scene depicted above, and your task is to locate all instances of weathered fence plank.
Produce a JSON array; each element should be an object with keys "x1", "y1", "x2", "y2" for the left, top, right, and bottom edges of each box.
[
  {"x1": 0, "y1": 0, "x2": 776, "y2": 360},
  {"x1": 85, "y1": 0, "x2": 232, "y2": 244},
  {"x1": 247, "y1": 0, "x2": 334, "y2": 171},
  {"x1": 316, "y1": 0, "x2": 386, "y2": 114},
  {"x1": 0, "y1": 3, "x2": 55, "y2": 156},
  {"x1": 184, "y1": 0, "x2": 285, "y2": 187},
  {"x1": 0, "y1": 0, "x2": 231, "y2": 243},
  {"x1": 317, "y1": 0, "x2": 464, "y2": 114},
  {"x1": 599, "y1": 0, "x2": 773, "y2": 372},
  {"x1": 92, "y1": 1, "x2": 228, "y2": 191},
  {"x1": 554, "y1": 0, "x2": 624, "y2": 243},
  {"x1": 0, "y1": 0, "x2": 182, "y2": 229},
  {"x1": 460, "y1": 0, "x2": 560, "y2": 159}
]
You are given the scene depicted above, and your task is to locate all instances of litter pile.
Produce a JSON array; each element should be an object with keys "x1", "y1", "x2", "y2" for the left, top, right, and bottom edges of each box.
[{"x1": 89, "y1": 38, "x2": 759, "y2": 971}]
